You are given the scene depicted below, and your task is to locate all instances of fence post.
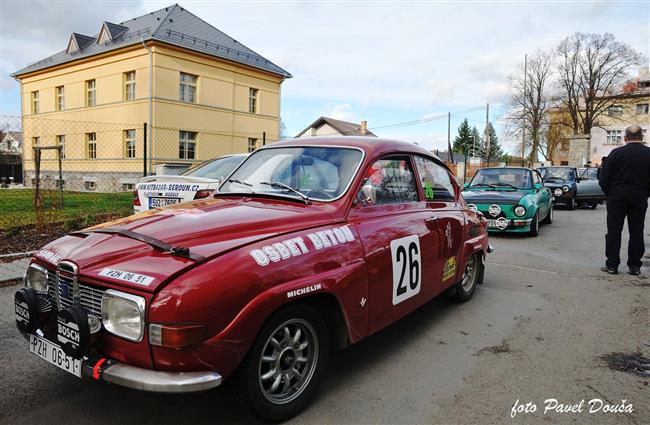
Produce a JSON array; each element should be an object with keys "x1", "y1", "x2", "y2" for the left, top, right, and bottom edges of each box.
[
  {"x1": 57, "y1": 145, "x2": 63, "y2": 208},
  {"x1": 143, "y1": 123, "x2": 148, "y2": 176},
  {"x1": 262, "y1": 132, "x2": 266, "y2": 146}
]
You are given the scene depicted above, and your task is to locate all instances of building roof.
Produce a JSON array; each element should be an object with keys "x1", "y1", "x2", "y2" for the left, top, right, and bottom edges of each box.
[
  {"x1": 12, "y1": 4, "x2": 291, "y2": 79},
  {"x1": 296, "y1": 117, "x2": 377, "y2": 137}
]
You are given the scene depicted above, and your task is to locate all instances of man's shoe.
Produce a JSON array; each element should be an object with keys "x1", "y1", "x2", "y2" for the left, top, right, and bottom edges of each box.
[
  {"x1": 601, "y1": 266, "x2": 618, "y2": 274},
  {"x1": 628, "y1": 266, "x2": 641, "y2": 276}
]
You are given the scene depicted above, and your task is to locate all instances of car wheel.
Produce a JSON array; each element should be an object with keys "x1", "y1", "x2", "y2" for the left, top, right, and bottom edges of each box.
[
  {"x1": 529, "y1": 211, "x2": 539, "y2": 236},
  {"x1": 541, "y1": 205, "x2": 553, "y2": 224},
  {"x1": 236, "y1": 304, "x2": 329, "y2": 422},
  {"x1": 568, "y1": 197, "x2": 575, "y2": 210},
  {"x1": 453, "y1": 252, "x2": 482, "y2": 302}
]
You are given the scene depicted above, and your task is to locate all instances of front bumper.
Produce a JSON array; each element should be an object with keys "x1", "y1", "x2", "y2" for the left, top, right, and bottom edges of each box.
[
  {"x1": 83, "y1": 356, "x2": 223, "y2": 393},
  {"x1": 485, "y1": 218, "x2": 532, "y2": 232}
]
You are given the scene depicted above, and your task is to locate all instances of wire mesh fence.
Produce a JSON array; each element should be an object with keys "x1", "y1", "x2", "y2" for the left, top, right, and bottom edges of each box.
[{"x1": 0, "y1": 114, "x2": 276, "y2": 234}]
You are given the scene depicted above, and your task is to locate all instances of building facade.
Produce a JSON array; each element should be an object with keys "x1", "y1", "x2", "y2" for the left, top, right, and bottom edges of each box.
[{"x1": 12, "y1": 4, "x2": 291, "y2": 191}]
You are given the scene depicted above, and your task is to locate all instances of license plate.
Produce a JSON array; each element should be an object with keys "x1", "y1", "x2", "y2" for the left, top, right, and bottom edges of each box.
[
  {"x1": 486, "y1": 220, "x2": 499, "y2": 228},
  {"x1": 149, "y1": 197, "x2": 182, "y2": 208},
  {"x1": 29, "y1": 334, "x2": 81, "y2": 377},
  {"x1": 486, "y1": 219, "x2": 508, "y2": 230}
]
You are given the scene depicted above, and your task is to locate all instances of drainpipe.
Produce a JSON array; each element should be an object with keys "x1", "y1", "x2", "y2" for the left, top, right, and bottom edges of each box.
[{"x1": 141, "y1": 39, "x2": 153, "y2": 175}]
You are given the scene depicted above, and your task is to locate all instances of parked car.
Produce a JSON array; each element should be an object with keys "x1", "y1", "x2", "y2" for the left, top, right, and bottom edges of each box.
[
  {"x1": 576, "y1": 167, "x2": 606, "y2": 208},
  {"x1": 537, "y1": 166, "x2": 579, "y2": 210},
  {"x1": 133, "y1": 154, "x2": 247, "y2": 212},
  {"x1": 15, "y1": 137, "x2": 491, "y2": 421},
  {"x1": 462, "y1": 167, "x2": 553, "y2": 236}
]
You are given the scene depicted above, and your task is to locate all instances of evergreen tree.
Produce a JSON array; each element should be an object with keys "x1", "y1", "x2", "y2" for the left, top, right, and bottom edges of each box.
[
  {"x1": 482, "y1": 122, "x2": 504, "y2": 162},
  {"x1": 452, "y1": 119, "x2": 473, "y2": 156},
  {"x1": 470, "y1": 126, "x2": 483, "y2": 157}
]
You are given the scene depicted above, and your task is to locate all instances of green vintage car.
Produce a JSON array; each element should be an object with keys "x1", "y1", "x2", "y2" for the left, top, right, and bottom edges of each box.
[{"x1": 461, "y1": 167, "x2": 553, "y2": 236}]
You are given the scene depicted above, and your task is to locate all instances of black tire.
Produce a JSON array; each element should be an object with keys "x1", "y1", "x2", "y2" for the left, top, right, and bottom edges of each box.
[
  {"x1": 567, "y1": 196, "x2": 575, "y2": 210},
  {"x1": 529, "y1": 211, "x2": 539, "y2": 236},
  {"x1": 235, "y1": 304, "x2": 329, "y2": 422},
  {"x1": 590, "y1": 201, "x2": 598, "y2": 210},
  {"x1": 453, "y1": 253, "x2": 482, "y2": 302},
  {"x1": 541, "y1": 205, "x2": 553, "y2": 224}
]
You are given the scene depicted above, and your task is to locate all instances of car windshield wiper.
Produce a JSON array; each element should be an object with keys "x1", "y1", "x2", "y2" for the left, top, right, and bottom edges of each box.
[
  {"x1": 227, "y1": 178, "x2": 253, "y2": 191},
  {"x1": 488, "y1": 183, "x2": 518, "y2": 190},
  {"x1": 259, "y1": 181, "x2": 311, "y2": 204}
]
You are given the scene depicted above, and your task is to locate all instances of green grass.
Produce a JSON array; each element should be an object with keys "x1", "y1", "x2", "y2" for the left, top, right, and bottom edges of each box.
[{"x1": 0, "y1": 189, "x2": 133, "y2": 230}]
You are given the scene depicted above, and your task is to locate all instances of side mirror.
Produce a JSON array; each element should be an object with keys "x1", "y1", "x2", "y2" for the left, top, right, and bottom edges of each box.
[
  {"x1": 575, "y1": 177, "x2": 581, "y2": 183},
  {"x1": 463, "y1": 182, "x2": 470, "y2": 190},
  {"x1": 534, "y1": 183, "x2": 543, "y2": 190}
]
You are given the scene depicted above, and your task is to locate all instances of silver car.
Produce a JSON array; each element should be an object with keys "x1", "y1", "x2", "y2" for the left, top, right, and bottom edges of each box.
[{"x1": 576, "y1": 167, "x2": 605, "y2": 208}]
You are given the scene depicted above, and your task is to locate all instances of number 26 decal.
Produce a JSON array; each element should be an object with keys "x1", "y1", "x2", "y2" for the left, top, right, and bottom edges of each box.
[{"x1": 390, "y1": 235, "x2": 422, "y2": 305}]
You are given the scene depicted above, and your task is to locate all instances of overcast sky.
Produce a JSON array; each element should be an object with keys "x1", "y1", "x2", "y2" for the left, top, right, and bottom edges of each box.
[{"x1": 1, "y1": 1, "x2": 649, "y2": 152}]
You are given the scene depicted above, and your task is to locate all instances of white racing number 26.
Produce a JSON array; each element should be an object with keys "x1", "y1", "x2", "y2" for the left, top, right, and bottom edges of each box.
[{"x1": 390, "y1": 235, "x2": 422, "y2": 305}]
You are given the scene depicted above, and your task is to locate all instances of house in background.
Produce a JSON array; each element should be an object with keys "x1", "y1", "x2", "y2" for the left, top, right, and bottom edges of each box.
[
  {"x1": 296, "y1": 117, "x2": 376, "y2": 138},
  {"x1": 12, "y1": 4, "x2": 291, "y2": 191},
  {"x1": 0, "y1": 131, "x2": 23, "y2": 184}
]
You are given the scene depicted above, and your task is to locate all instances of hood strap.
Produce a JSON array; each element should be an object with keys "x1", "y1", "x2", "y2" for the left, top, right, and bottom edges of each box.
[{"x1": 71, "y1": 228, "x2": 205, "y2": 262}]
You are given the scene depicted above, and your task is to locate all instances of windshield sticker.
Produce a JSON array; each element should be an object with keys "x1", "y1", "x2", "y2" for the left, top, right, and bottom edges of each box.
[
  {"x1": 36, "y1": 249, "x2": 62, "y2": 264},
  {"x1": 250, "y1": 225, "x2": 355, "y2": 266},
  {"x1": 424, "y1": 182, "x2": 434, "y2": 199},
  {"x1": 445, "y1": 222, "x2": 453, "y2": 249},
  {"x1": 443, "y1": 257, "x2": 456, "y2": 281},
  {"x1": 139, "y1": 183, "x2": 201, "y2": 192},
  {"x1": 99, "y1": 268, "x2": 155, "y2": 286}
]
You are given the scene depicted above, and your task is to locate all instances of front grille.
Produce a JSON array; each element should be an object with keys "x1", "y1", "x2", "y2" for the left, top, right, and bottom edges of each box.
[{"x1": 46, "y1": 270, "x2": 104, "y2": 319}]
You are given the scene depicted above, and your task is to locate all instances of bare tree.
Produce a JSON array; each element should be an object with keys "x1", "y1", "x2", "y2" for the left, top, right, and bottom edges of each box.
[
  {"x1": 556, "y1": 33, "x2": 644, "y2": 135},
  {"x1": 507, "y1": 51, "x2": 554, "y2": 162}
]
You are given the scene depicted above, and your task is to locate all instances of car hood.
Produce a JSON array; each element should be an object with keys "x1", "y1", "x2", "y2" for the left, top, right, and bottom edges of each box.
[
  {"x1": 35, "y1": 197, "x2": 337, "y2": 293},
  {"x1": 462, "y1": 189, "x2": 528, "y2": 204}
]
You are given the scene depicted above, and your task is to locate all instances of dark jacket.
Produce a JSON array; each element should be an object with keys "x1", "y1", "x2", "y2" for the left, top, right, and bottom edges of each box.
[{"x1": 598, "y1": 142, "x2": 650, "y2": 197}]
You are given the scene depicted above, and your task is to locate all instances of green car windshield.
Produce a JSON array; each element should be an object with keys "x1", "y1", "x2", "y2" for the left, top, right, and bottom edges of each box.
[{"x1": 469, "y1": 169, "x2": 532, "y2": 190}]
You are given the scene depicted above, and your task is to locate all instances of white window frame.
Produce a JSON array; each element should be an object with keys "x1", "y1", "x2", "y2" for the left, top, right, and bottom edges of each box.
[
  {"x1": 124, "y1": 129, "x2": 136, "y2": 158},
  {"x1": 179, "y1": 73, "x2": 197, "y2": 103},
  {"x1": 605, "y1": 130, "x2": 622, "y2": 145},
  {"x1": 247, "y1": 138, "x2": 258, "y2": 153},
  {"x1": 636, "y1": 103, "x2": 649, "y2": 114},
  {"x1": 124, "y1": 71, "x2": 136, "y2": 101},
  {"x1": 56, "y1": 135, "x2": 65, "y2": 159},
  {"x1": 86, "y1": 132, "x2": 97, "y2": 159},
  {"x1": 179, "y1": 130, "x2": 197, "y2": 159},
  {"x1": 86, "y1": 79, "x2": 96, "y2": 107},
  {"x1": 31, "y1": 91, "x2": 39, "y2": 114},
  {"x1": 607, "y1": 105, "x2": 623, "y2": 117},
  {"x1": 56, "y1": 86, "x2": 65, "y2": 111},
  {"x1": 249, "y1": 88, "x2": 258, "y2": 113}
]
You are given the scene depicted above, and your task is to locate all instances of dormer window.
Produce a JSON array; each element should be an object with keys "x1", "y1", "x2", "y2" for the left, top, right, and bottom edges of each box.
[
  {"x1": 66, "y1": 33, "x2": 95, "y2": 54},
  {"x1": 97, "y1": 22, "x2": 128, "y2": 45}
]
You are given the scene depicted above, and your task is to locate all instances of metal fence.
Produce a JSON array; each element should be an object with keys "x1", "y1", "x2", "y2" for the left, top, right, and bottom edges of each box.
[{"x1": 0, "y1": 114, "x2": 276, "y2": 232}]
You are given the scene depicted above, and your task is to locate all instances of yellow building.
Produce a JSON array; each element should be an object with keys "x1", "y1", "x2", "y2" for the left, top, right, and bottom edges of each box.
[{"x1": 12, "y1": 4, "x2": 291, "y2": 191}]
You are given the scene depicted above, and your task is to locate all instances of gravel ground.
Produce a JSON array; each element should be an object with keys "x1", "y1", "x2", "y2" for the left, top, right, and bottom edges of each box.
[{"x1": 0, "y1": 207, "x2": 648, "y2": 424}]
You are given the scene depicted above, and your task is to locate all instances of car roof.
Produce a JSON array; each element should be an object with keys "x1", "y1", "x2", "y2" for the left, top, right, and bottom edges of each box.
[
  {"x1": 477, "y1": 166, "x2": 531, "y2": 171},
  {"x1": 263, "y1": 136, "x2": 444, "y2": 164}
]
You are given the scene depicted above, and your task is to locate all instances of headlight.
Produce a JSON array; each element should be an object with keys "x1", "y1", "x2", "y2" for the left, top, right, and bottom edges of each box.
[
  {"x1": 514, "y1": 206, "x2": 526, "y2": 217},
  {"x1": 554, "y1": 188, "x2": 562, "y2": 196},
  {"x1": 562, "y1": 186, "x2": 569, "y2": 193},
  {"x1": 24, "y1": 263, "x2": 48, "y2": 293},
  {"x1": 101, "y1": 289, "x2": 145, "y2": 342},
  {"x1": 467, "y1": 204, "x2": 477, "y2": 213}
]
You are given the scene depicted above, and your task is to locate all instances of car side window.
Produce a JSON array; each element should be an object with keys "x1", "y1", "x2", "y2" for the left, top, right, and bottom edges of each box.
[
  {"x1": 357, "y1": 157, "x2": 418, "y2": 205},
  {"x1": 414, "y1": 156, "x2": 455, "y2": 202}
]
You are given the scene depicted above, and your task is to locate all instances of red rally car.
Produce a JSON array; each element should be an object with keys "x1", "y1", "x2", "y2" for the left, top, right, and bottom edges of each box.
[{"x1": 15, "y1": 137, "x2": 491, "y2": 421}]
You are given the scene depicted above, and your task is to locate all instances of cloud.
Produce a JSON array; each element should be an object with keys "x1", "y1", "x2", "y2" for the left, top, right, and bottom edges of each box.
[{"x1": 322, "y1": 103, "x2": 355, "y2": 122}]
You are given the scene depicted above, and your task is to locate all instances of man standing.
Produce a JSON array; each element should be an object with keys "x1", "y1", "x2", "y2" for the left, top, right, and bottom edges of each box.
[{"x1": 599, "y1": 125, "x2": 650, "y2": 275}]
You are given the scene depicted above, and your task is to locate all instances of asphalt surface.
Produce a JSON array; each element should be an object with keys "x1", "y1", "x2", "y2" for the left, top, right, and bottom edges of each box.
[{"x1": 0, "y1": 206, "x2": 648, "y2": 424}]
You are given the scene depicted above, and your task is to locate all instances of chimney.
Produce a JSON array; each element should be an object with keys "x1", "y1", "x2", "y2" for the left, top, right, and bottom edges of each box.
[{"x1": 360, "y1": 120, "x2": 368, "y2": 135}]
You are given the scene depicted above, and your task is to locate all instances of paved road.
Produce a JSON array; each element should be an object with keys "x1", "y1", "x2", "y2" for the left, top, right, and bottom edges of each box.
[{"x1": 1, "y1": 207, "x2": 648, "y2": 424}]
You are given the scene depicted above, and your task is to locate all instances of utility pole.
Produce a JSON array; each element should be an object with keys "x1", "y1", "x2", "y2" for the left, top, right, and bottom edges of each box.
[
  {"x1": 485, "y1": 103, "x2": 490, "y2": 166},
  {"x1": 447, "y1": 112, "x2": 453, "y2": 163},
  {"x1": 522, "y1": 53, "x2": 527, "y2": 167}
]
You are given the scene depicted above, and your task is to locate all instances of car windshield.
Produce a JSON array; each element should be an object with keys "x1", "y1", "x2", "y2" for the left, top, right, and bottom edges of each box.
[
  {"x1": 184, "y1": 156, "x2": 245, "y2": 180},
  {"x1": 219, "y1": 147, "x2": 363, "y2": 201},
  {"x1": 539, "y1": 167, "x2": 574, "y2": 181},
  {"x1": 469, "y1": 168, "x2": 532, "y2": 190},
  {"x1": 578, "y1": 168, "x2": 598, "y2": 180}
]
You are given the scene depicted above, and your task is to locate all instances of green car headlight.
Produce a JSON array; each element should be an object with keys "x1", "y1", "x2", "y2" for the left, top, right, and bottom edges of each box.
[
  {"x1": 514, "y1": 206, "x2": 526, "y2": 217},
  {"x1": 24, "y1": 263, "x2": 48, "y2": 293},
  {"x1": 562, "y1": 186, "x2": 569, "y2": 192}
]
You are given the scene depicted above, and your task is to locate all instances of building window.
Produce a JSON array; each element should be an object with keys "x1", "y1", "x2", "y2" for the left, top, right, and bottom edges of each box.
[
  {"x1": 124, "y1": 129, "x2": 136, "y2": 158},
  {"x1": 56, "y1": 135, "x2": 65, "y2": 159},
  {"x1": 606, "y1": 130, "x2": 622, "y2": 145},
  {"x1": 32, "y1": 136, "x2": 40, "y2": 149},
  {"x1": 249, "y1": 88, "x2": 258, "y2": 113},
  {"x1": 607, "y1": 105, "x2": 623, "y2": 116},
  {"x1": 636, "y1": 103, "x2": 649, "y2": 114},
  {"x1": 31, "y1": 91, "x2": 39, "y2": 114},
  {"x1": 84, "y1": 181, "x2": 96, "y2": 191},
  {"x1": 179, "y1": 130, "x2": 196, "y2": 159},
  {"x1": 121, "y1": 183, "x2": 135, "y2": 191},
  {"x1": 86, "y1": 79, "x2": 96, "y2": 106},
  {"x1": 124, "y1": 71, "x2": 136, "y2": 101},
  {"x1": 179, "y1": 73, "x2": 197, "y2": 103},
  {"x1": 247, "y1": 138, "x2": 258, "y2": 153},
  {"x1": 86, "y1": 132, "x2": 97, "y2": 158},
  {"x1": 56, "y1": 86, "x2": 65, "y2": 111}
]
